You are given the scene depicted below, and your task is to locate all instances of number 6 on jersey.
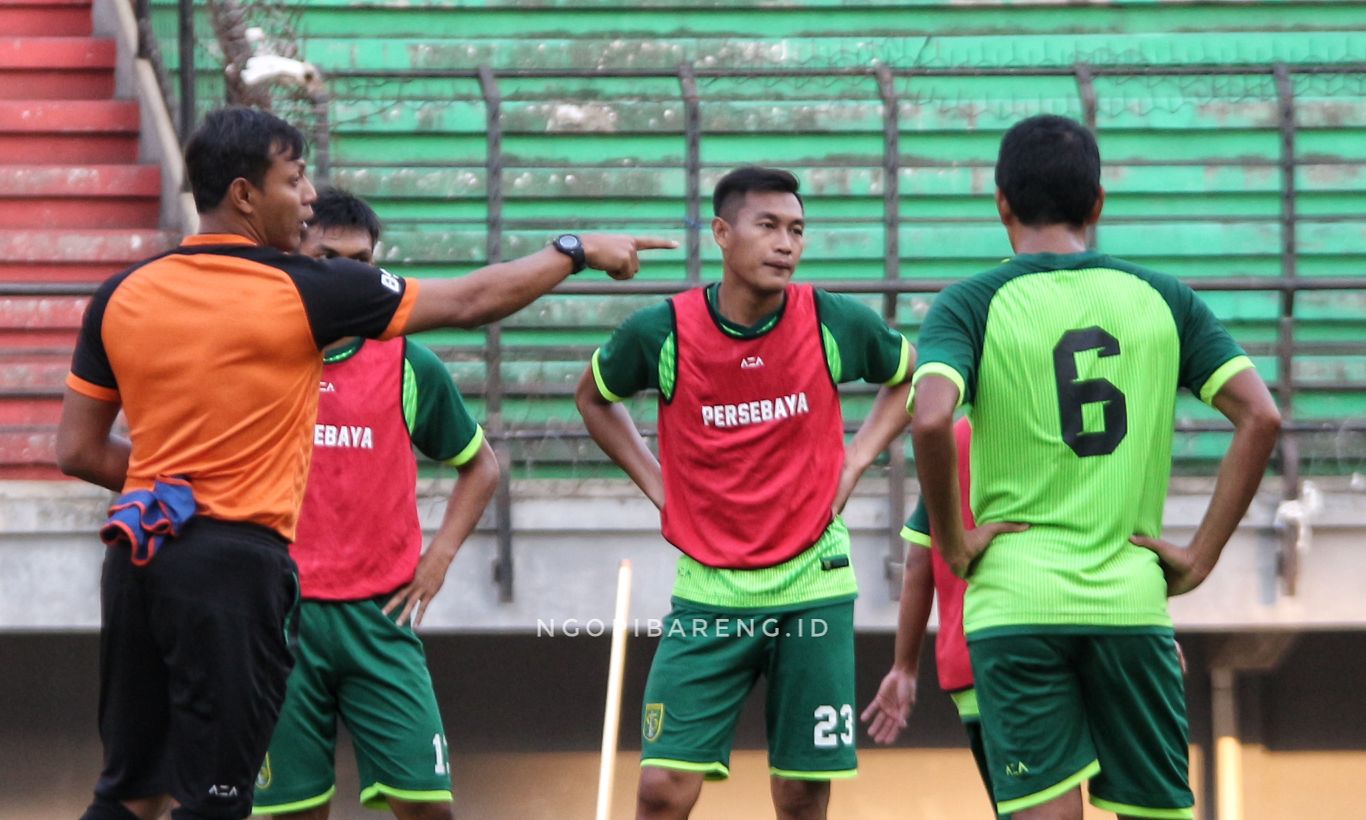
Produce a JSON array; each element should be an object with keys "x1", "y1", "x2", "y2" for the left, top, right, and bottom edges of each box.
[{"x1": 1053, "y1": 326, "x2": 1128, "y2": 457}]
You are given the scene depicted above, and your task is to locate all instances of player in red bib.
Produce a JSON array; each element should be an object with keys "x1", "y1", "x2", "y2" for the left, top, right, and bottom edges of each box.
[
  {"x1": 577, "y1": 167, "x2": 916, "y2": 819},
  {"x1": 253, "y1": 189, "x2": 499, "y2": 820},
  {"x1": 862, "y1": 417, "x2": 1022, "y2": 819}
]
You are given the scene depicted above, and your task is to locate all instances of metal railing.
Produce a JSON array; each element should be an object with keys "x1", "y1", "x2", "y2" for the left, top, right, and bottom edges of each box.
[
  {"x1": 7, "y1": 30, "x2": 1366, "y2": 598},
  {"x1": 445, "y1": 59, "x2": 1366, "y2": 599},
  {"x1": 132, "y1": 0, "x2": 195, "y2": 139}
]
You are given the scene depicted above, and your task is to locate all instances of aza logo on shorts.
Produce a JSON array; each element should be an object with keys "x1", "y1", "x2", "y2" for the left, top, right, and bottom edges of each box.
[
  {"x1": 643, "y1": 703, "x2": 665, "y2": 742},
  {"x1": 256, "y1": 753, "x2": 272, "y2": 790}
]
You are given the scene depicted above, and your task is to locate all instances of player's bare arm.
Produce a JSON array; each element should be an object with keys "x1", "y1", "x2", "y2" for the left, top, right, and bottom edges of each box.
[
  {"x1": 385, "y1": 438, "x2": 500, "y2": 627},
  {"x1": 574, "y1": 366, "x2": 665, "y2": 509},
  {"x1": 55, "y1": 388, "x2": 129, "y2": 492},
  {"x1": 1131, "y1": 368, "x2": 1280, "y2": 595},
  {"x1": 909, "y1": 375, "x2": 973, "y2": 577},
  {"x1": 832, "y1": 379, "x2": 913, "y2": 514},
  {"x1": 861, "y1": 544, "x2": 931, "y2": 745},
  {"x1": 402, "y1": 235, "x2": 677, "y2": 333}
]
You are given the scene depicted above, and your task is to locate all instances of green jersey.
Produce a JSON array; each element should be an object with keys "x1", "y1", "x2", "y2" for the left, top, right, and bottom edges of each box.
[
  {"x1": 912, "y1": 251, "x2": 1253, "y2": 636},
  {"x1": 593, "y1": 283, "x2": 911, "y2": 610}
]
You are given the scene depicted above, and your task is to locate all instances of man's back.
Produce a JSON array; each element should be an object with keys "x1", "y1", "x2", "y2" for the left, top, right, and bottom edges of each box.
[
  {"x1": 917, "y1": 249, "x2": 1251, "y2": 634},
  {"x1": 69, "y1": 235, "x2": 414, "y2": 539}
]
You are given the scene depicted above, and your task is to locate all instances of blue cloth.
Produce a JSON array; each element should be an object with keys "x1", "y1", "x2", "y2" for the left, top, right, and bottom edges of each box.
[{"x1": 100, "y1": 476, "x2": 197, "y2": 565}]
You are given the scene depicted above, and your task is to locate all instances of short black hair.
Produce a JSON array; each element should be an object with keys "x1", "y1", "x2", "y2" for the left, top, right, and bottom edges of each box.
[
  {"x1": 995, "y1": 115, "x2": 1101, "y2": 228},
  {"x1": 309, "y1": 187, "x2": 383, "y2": 244},
  {"x1": 712, "y1": 166, "x2": 804, "y2": 221},
  {"x1": 184, "y1": 106, "x2": 306, "y2": 213}
]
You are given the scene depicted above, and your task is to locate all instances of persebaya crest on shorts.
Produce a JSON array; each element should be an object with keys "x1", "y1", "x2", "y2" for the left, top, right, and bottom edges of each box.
[{"x1": 643, "y1": 703, "x2": 665, "y2": 742}]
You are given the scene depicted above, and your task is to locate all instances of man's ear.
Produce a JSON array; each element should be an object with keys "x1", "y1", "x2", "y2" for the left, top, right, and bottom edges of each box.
[
  {"x1": 227, "y1": 177, "x2": 256, "y2": 216},
  {"x1": 711, "y1": 215, "x2": 730, "y2": 251},
  {"x1": 994, "y1": 188, "x2": 1013, "y2": 227},
  {"x1": 1087, "y1": 186, "x2": 1105, "y2": 225}
]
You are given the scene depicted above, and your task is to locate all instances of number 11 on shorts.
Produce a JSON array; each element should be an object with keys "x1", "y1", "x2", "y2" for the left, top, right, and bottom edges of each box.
[
  {"x1": 813, "y1": 704, "x2": 854, "y2": 748},
  {"x1": 432, "y1": 733, "x2": 450, "y2": 775}
]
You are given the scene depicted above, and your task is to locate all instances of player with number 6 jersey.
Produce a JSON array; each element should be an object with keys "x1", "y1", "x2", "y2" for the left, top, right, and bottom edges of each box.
[{"x1": 909, "y1": 115, "x2": 1281, "y2": 819}]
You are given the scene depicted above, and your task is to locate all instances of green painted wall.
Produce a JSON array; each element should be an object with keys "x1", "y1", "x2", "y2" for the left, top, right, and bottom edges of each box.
[{"x1": 154, "y1": 1, "x2": 1366, "y2": 476}]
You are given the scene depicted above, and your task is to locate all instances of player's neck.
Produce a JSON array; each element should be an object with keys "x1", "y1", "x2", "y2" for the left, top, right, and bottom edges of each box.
[
  {"x1": 196, "y1": 211, "x2": 266, "y2": 246},
  {"x1": 1009, "y1": 223, "x2": 1092, "y2": 256},
  {"x1": 714, "y1": 279, "x2": 783, "y2": 327}
]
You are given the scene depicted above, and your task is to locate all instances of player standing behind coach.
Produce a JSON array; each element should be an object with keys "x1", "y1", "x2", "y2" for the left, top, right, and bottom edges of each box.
[
  {"x1": 56, "y1": 106, "x2": 674, "y2": 820},
  {"x1": 251, "y1": 188, "x2": 497, "y2": 820}
]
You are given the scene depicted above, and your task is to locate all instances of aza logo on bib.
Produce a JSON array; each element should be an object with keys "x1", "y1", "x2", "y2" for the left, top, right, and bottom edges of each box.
[{"x1": 643, "y1": 703, "x2": 665, "y2": 742}]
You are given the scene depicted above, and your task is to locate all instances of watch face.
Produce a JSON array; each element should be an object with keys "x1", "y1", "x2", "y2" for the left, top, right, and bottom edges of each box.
[{"x1": 559, "y1": 235, "x2": 581, "y2": 249}]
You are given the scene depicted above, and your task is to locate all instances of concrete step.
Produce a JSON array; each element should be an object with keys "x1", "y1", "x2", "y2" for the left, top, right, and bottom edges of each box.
[
  {"x1": 0, "y1": 228, "x2": 174, "y2": 282},
  {"x1": 0, "y1": 394, "x2": 61, "y2": 425},
  {"x1": 0, "y1": 0, "x2": 93, "y2": 37},
  {"x1": 0, "y1": 99, "x2": 140, "y2": 163},
  {"x1": 0, "y1": 351, "x2": 67, "y2": 477},
  {"x1": 0, "y1": 429, "x2": 60, "y2": 477},
  {"x1": 0, "y1": 228, "x2": 171, "y2": 257},
  {"x1": 0, "y1": 36, "x2": 115, "y2": 99},
  {"x1": 0, "y1": 165, "x2": 161, "y2": 228},
  {"x1": 0, "y1": 293, "x2": 86, "y2": 348},
  {"x1": 0, "y1": 355, "x2": 68, "y2": 391}
]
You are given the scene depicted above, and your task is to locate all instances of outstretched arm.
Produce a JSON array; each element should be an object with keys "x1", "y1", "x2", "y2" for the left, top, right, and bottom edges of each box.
[
  {"x1": 575, "y1": 366, "x2": 664, "y2": 509},
  {"x1": 55, "y1": 388, "x2": 128, "y2": 491},
  {"x1": 385, "y1": 439, "x2": 500, "y2": 626},
  {"x1": 861, "y1": 544, "x2": 932, "y2": 744},
  {"x1": 403, "y1": 235, "x2": 676, "y2": 332},
  {"x1": 832, "y1": 380, "x2": 913, "y2": 514},
  {"x1": 1132, "y1": 369, "x2": 1280, "y2": 595}
]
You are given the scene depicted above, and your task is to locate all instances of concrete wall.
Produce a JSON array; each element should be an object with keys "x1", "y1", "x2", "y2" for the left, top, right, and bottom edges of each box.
[{"x1": 2, "y1": 478, "x2": 1363, "y2": 632}]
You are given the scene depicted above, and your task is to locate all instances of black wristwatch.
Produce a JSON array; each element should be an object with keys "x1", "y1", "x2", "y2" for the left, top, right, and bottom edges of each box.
[{"x1": 552, "y1": 233, "x2": 587, "y2": 274}]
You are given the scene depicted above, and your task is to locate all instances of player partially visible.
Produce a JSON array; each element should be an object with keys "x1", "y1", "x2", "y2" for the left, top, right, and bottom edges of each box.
[
  {"x1": 862, "y1": 418, "x2": 1020, "y2": 820},
  {"x1": 909, "y1": 114, "x2": 1281, "y2": 819},
  {"x1": 577, "y1": 166, "x2": 914, "y2": 820},
  {"x1": 253, "y1": 188, "x2": 497, "y2": 820}
]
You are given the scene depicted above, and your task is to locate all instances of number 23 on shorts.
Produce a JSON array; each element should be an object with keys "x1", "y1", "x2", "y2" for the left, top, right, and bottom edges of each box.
[{"x1": 813, "y1": 704, "x2": 854, "y2": 748}]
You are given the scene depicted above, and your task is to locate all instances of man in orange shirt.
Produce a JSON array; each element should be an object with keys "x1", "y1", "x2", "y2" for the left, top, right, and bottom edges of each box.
[{"x1": 57, "y1": 106, "x2": 673, "y2": 820}]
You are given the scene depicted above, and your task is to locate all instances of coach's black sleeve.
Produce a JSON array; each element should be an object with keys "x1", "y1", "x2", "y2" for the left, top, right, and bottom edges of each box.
[
  {"x1": 285, "y1": 257, "x2": 412, "y2": 348},
  {"x1": 68, "y1": 269, "x2": 133, "y2": 395}
]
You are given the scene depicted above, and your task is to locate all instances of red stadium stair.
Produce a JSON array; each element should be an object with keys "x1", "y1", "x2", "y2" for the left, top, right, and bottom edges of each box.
[{"x1": 0, "y1": 0, "x2": 178, "y2": 477}]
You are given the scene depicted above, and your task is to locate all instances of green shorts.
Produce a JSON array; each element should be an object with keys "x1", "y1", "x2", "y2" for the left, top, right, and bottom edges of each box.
[
  {"x1": 253, "y1": 598, "x2": 453, "y2": 814},
  {"x1": 969, "y1": 629, "x2": 1192, "y2": 819},
  {"x1": 640, "y1": 599, "x2": 857, "y2": 781},
  {"x1": 954, "y1": 689, "x2": 1011, "y2": 820}
]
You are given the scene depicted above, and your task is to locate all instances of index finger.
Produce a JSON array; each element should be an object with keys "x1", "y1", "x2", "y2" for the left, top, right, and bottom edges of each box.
[{"x1": 631, "y1": 236, "x2": 680, "y2": 251}]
